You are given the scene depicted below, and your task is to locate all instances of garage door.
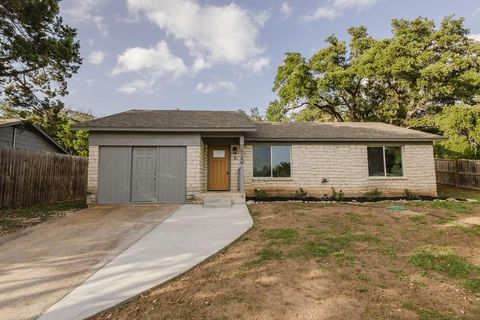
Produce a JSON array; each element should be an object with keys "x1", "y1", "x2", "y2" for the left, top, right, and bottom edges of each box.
[{"x1": 98, "y1": 146, "x2": 186, "y2": 204}]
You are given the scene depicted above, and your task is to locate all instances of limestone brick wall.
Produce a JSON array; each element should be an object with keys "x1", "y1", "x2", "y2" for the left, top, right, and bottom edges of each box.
[
  {"x1": 186, "y1": 145, "x2": 202, "y2": 201},
  {"x1": 244, "y1": 143, "x2": 437, "y2": 197},
  {"x1": 200, "y1": 141, "x2": 208, "y2": 193},
  {"x1": 87, "y1": 145, "x2": 99, "y2": 205},
  {"x1": 230, "y1": 144, "x2": 241, "y2": 191}
]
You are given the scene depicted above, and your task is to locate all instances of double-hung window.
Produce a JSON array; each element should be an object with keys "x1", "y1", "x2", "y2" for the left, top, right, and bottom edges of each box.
[
  {"x1": 253, "y1": 145, "x2": 291, "y2": 178},
  {"x1": 367, "y1": 146, "x2": 403, "y2": 177}
]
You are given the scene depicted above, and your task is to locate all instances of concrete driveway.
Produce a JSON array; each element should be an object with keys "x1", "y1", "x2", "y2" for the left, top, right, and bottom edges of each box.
[
  {"x1": 0, "y1": 204, "x2": 179, "y2": 320},
  {"x1": 40, "y1": 204, "x2": 253, "y2": 320}
]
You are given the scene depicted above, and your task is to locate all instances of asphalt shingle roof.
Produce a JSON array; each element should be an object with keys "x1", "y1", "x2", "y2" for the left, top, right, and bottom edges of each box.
[
  {"x1": 74, "y1": 109, "x2": 256, "y2": 130},
  {"x1": 245, "y1": 122, "x2": 445, "y2": 142},
  {"x1": 74, "y1": 109, "x2": 445, "y2": 141}
]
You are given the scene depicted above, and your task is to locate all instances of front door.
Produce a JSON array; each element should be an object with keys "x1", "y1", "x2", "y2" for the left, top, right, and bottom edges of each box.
[{"x1": 208, "y1": 146, "x2": 230, "y2": 191}]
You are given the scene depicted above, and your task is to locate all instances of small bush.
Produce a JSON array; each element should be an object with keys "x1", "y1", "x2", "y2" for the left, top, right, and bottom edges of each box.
[
  {"x1": 405, "y1": 189, "x2": 420, "y2": 200},
  {"x1": 295, "y1": 188, "x2": 308, "y2": 201},
  {"x1": 363, "y1": 188, "x2": 383, "y2": 200},
  {"x1": 331, "y1": 187, "x2": 344, "y2": 201},
  {"x1": 254, "y1": 188, "x2": 268, "y2": 201}
]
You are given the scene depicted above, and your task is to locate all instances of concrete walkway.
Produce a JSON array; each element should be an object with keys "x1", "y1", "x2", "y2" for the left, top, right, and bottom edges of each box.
[{"x1": 39, "y1": 204, "x2": 253, "y2": 320}]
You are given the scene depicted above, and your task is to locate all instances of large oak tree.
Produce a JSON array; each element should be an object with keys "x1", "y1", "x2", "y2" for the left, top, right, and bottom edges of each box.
[{"x1": 267, "y1": 16, "x2": 480, "y2": 125}]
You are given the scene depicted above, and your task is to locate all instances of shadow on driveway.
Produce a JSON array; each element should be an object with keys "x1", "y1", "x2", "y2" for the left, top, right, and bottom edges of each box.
[{"x1": 0, "y1": 204, "x2": 179, "y2": 320}]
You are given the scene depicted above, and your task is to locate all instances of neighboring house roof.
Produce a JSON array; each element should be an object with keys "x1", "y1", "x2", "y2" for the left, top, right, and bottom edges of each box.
[
  {"x1": 0, "y1": 118, "x2": 69, "y2": 154},
  {"x1": 73, "y1": 109, "x2": 257, "y2": 131},
  {"x1": 74, "y1": 109, "x2": 445, "y2": 142},
  {"x1": 245, "y1": 122, "x2": 445, "y2": 142},
  {"x1": 0, "y1": 118, "x2": 23, "y2": 127}
]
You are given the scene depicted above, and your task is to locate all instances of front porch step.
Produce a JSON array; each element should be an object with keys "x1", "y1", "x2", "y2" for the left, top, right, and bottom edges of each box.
[
  {"x1": 203, "y1": 198, "x2": 232, "y2": 208},
  {"x1": 198, "y1": 192, "x2": 245, "y2": 207}
]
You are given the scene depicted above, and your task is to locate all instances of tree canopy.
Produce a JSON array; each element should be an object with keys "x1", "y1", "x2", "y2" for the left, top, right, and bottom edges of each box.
[
  {"x1": 0, "y1": 0, "x2": 85, "y2": 155},
  {"x1": 0, "y1": 0, "x2": 81, "y2": 111},
  {"x1": 410, "y1": 105, "x2": 480, "y2": 159},
  {"x1": 268, "y1": 16, "x2": 480, "y2": 125}
]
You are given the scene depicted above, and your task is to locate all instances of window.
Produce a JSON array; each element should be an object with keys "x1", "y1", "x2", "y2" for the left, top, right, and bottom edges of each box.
[
  {"x1": 253, "y1": 146, "x2": 291, "y2": 178},
  {"x1": 213, "y1": 150, "x2": 225, "y2": 158},
  {"x1": 367, "y1": 146, "x2": 403, "y2": 177}
]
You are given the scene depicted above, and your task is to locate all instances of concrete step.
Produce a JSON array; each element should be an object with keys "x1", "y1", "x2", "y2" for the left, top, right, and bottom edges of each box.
[
  {"x1": 203, "y1": 198, "x2": 232, "y2": 208},
  {"x1": 198, "y1": 192, "x2": 246, "y2": 205}
]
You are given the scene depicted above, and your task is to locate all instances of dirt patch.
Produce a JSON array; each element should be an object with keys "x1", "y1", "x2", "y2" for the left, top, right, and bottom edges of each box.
[
  {"x1": 0, "y1": 201, "x2": 86, "y2": 237},
  {"x1": 94, "y1": 202, "x2": 480, "y2": 320},
  {"x1": 458, "y1": 216, "x2": 480, "y2": 226},
  {"x1": 0, "y1": 204, "x2": 179, "y2": 320}
]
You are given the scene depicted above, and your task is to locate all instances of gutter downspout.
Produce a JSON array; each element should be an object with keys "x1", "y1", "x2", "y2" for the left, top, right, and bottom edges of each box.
[{"x1": 239, "y1": 136, "x2": 244, "y2": 193}]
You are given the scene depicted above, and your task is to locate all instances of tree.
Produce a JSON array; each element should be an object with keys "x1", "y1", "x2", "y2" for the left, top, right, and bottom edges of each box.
[
  {"x1": 410, "y1": 105, "x2": 480, "y2": 159},
  {"x1": 1, "y1": 104, "x2": 93, "y2": 156},
  {"x1": 248, "y1": 106, "x2": 264, "y2": 121},
  {"x1": 265, "y1": 100, "x2": 288, "y2": 122},
  {"x1": 0, "y1": 0, "x2": 81, "y2": 123},
  {"x1": 268, "y1": 16, "x2": 480, "y2": 124}
]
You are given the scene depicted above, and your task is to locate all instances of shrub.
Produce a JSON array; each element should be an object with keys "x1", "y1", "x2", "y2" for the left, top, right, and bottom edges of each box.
[
  {"x1": 254, "y1": 188, "x2": 268, "y2": 201},
  {"x1": 363, "y1": 188, "x2": 383, "y2": 201},
  {"x1": 331, "y1": 187, "x2": 344, "y2": 201},
  {"x1": 404, "y1": 189, "x2": 420, "y2": 200},
  {"x1": 295, "y1": 188, "x2": 308, "y2": 201}
]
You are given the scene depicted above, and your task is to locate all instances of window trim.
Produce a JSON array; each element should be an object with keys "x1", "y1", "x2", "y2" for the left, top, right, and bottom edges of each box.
[
  {"x1": 367, "y1": 145, "x2": 405, "y2": 178},
  {"x1": 252, "y1": 145, "x2": 292, "y2": 179}
]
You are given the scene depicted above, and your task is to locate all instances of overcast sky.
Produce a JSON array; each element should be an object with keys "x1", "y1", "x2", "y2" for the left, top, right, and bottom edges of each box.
[{"x1": 60, "y1": 0, "x2": 480, "y2": 117}]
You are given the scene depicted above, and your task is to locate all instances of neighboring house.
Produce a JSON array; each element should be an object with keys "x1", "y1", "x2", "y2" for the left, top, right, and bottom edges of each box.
[
  {"x1": 74, "y1": 109, "x2": 445, "y2": 205},
  {"x1": 0, "y1": 119, "x2": 68, "y2": 154}
]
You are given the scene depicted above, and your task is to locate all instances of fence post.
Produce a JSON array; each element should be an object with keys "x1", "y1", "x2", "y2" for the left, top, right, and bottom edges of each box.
[{"x1": 455, "y1": 159, "x2": 459, "y2": 188}]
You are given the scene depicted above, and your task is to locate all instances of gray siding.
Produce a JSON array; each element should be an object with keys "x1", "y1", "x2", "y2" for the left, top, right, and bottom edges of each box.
[
  {"x1": 90, "y1": 132, "x2": 200, "y2": 146},
  {"x1": 98, "y1": 146, "x2": 132, "y2": 204},
  {"x1": 157, "y1": 147, "x2": 186, "y2": 203},
  {"x1": 0, "y1": 125, "x2": 60, "y2": 152},
  {"x1": 15, "y1": 127, "x2": 59, "y2": 152},
  {"x1": 0, "y1": 127, "x2": 13, "y2": 147}
]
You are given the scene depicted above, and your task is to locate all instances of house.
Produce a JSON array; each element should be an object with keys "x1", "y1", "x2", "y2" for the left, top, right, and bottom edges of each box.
[
  {"x1": 0, "y1": 118, "x2": 69, "y2": 154},
  {"x1": 74, "y1": 109, "x2": 445, "y2": 205}
]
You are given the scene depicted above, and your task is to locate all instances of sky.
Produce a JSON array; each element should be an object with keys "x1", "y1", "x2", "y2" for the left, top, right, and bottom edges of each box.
[{"x1": 59, "y1": 0, "x2": 480, "y2": 117}]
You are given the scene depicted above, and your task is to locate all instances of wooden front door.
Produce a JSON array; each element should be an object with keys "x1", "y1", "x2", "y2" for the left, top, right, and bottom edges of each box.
[{"x1": 208, "y1": 146, "x2": 230, "y2": 191}]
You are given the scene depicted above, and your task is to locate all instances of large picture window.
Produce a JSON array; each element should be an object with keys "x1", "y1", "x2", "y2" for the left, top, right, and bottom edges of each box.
[
  {"x1": 367, "y1": 146, "x2": 403, "y2": 177},
  {"x1": 253, "y1": 146, "x2": 291, "y2": 178}
]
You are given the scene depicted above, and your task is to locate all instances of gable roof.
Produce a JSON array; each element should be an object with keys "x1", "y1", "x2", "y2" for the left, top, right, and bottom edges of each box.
[
  {"x1": 0, "y1": 118, "x2": 69, "y2": 153},
  {"x1": 74, "y1": 109, "x2": 445, "y2": 142},
  {"x1": 73, "y1": 109, "x2": 257, "y2": 131},
  {"x1": 245, "y1": 122, "x2": 445, "y2": 142}
]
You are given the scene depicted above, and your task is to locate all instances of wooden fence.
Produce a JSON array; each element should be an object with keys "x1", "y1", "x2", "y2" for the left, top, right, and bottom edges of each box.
[
  {"x1": 435, "y1": 159, "x2": 480, "y2": 190},
  {"x1": 0, "y1": 148, "x2": 88, "y2": 209}
]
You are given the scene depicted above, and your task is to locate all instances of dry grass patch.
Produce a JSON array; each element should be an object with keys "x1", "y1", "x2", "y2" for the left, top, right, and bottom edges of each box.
[{"x1": 95, "y1": 201, "x2": 480, "y2": 320}]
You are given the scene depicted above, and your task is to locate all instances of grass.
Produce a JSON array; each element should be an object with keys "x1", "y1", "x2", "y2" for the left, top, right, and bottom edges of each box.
[
  {"x1": 301, "y1": 231, "x2": 380, "y2": 258},
  {"x1": 263, "y1": 228, "x2": 298, "y2": 244},
  {"x1": 93, "y1": 199, "x2": 480, "y2": 320},
  {"x1": 438, "y1": 185, "x2": 480, "y2": 202},
  {"x1": 409, "y1": 245, "x2": 480, "y2": 294},
  {"x1": 0, "y1": 200, "x2": 86, "y2": 236},
  {"x1": 254, "y1": 226, "x2": 380, "y2": 265},
  {"x1": 403, "y1": 303, "x2": 466, "y2": 320}
]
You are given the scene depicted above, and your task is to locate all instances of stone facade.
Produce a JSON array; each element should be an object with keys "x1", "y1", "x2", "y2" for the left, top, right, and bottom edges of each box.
[
  {"x1": 86, "y1": 141, "x2": 437, "y2": 205},
  {"x1": 244, "y1": 143, "x2": 437, "y2": 197},
  {"x1": 186, "y1": 145, "x2": 202, "y2": 201},
  {"x1": 87, "y1": 145, "x2": 99, "y2": 205},
  {"x1": 230, "y1": 144, "x2": 241, "y2": 191}
]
